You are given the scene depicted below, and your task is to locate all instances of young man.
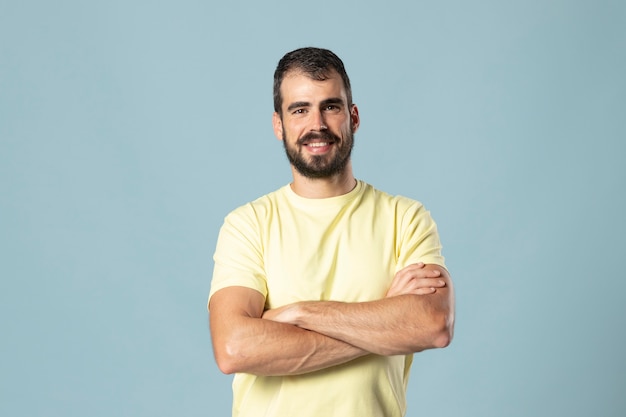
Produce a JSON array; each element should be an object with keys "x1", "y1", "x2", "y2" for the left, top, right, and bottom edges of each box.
[{"x1": 209, "y1": 47, "x2": 454, "y2": 417}]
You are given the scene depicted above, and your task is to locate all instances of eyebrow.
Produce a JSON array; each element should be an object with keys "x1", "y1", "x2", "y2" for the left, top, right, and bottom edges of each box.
[
  {"x1": 287, "y1": 101, "x2": 311, "y2": 112},
  {"x1": 286, "y1": 97, "x2": 345, "y2": 112},
  {"x1": 320, "y1": 97, "x2": 345, "y2": 107}
]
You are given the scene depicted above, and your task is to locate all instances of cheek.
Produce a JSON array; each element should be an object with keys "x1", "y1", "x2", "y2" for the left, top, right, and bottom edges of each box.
[
  {"x1": 341, "y1": 121, "x2": 353, "y2": 136},
  {"x1": 285, "y1": 122, "x2": 307, "y2": 139}
]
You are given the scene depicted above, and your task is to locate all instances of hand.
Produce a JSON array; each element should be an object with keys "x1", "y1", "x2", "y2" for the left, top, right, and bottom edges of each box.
[
  {"x1": 386, "y1": 263, "x2": 446, "y2": 298},
  {"x1": 262, "y1": 303, "x2": 301, "y2": 325}
]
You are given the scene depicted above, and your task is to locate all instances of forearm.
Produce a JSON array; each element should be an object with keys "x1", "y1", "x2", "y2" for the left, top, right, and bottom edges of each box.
[
  {"x1": 263, "y1": 262, "x2": 455, "y2": 356},
  {"x1": 288, "y1": 292, "x2": 453, "y2": 355},
  {"x1": 209, "y1": 287, "x2": 368, "y2": 376},
  {"x1": 216, "y1": 316, "x2": 367, "y2": 376}
]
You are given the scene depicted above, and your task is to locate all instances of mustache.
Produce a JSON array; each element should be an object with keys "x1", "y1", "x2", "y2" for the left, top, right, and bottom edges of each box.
[{"x1": 297, "y1": 131, "x2": 341, "y2": 146}]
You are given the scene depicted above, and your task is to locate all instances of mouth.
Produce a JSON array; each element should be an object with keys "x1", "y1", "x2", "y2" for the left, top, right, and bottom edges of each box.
[
  {"x1": 305, "y1": 141, "x2": 333, "y2": 148},
  {"x1": 298, "y1": 132, "x2": 339, "y2": 152},
  {"x1": 303, "y1": 140, "x2": 334, "y2": 155}
]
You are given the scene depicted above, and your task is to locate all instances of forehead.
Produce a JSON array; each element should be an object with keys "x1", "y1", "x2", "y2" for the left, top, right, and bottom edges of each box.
[{"x1": 280, "y1": 70, "x2": 347, "y2": 107}]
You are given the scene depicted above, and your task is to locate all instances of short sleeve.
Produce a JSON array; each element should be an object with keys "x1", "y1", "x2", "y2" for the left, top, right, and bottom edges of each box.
[
  {"x1": 208, "y1": 205, "x2": 268, "y2": 308},
  {"x1": 396, "y1": 201, "x2": 446, "y2": 270}
]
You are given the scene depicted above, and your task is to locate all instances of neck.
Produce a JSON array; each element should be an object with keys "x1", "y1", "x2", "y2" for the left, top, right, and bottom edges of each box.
[{"x1": 289, "y1": 162, "x2": 357, "y2": 199}]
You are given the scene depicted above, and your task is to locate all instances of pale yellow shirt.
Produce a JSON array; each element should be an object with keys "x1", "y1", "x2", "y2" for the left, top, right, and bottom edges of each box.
[{"x1": 210, "y1": 180, "x2": 445, "y2": 417}]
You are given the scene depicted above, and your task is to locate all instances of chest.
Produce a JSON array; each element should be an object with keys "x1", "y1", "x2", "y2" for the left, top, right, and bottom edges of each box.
[{"x1": 261, "y1": 205, "x2": 398, "y2": 307}]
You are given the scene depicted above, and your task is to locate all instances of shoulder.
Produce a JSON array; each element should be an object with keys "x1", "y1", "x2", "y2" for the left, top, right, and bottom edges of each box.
[
  {"x1": 360, "y1": 181, "x2": 426, "y2": 213},
  {"x1": 222, "y1": 185, "x2": 290, "y2": 227},
  {"x1": 215, "y1": 187, "x2": 287, "y2": 253}
]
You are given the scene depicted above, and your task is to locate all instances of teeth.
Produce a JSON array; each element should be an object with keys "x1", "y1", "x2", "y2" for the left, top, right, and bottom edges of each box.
[{"x1": 308, "y1": 142, "x2": 329, "y2": 147}]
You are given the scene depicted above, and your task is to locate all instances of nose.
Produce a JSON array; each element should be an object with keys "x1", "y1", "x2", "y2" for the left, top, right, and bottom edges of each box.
[{"x1": 311, "y1": 109, "x2": 327, "y2": 131}]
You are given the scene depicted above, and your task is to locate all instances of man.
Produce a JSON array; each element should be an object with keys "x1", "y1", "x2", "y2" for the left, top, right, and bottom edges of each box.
[{"x1": 208, "y1": 47, "x2": 454, "y2": 417}]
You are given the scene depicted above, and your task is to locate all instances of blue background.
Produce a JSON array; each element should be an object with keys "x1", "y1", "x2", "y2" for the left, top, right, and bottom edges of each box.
[{"x1": 1, "y1": 1, "x2": 624, "y2": 416}]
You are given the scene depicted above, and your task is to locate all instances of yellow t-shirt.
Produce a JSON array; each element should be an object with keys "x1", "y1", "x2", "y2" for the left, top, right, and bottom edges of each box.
[{"x1": 209, "y1": 180, "x2": 445, "y2": 417}]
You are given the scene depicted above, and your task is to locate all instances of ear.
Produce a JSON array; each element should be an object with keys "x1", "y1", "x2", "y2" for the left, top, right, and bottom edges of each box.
[
  {"x1": 350, "y1": 104, "x2": 360, "y2": 133},
  {"x1": 272, "y1": 112, "x2": 284, "y2": 141}
]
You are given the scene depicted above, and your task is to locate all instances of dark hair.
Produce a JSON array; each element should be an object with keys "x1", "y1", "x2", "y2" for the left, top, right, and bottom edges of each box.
[{"x1": 273, "y1": 47, "x2": 352, "y2": 115}]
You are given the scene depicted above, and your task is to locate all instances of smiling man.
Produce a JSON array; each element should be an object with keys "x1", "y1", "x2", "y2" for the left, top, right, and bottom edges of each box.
[
  {"x1": 276, "y1": 68, "x2": 355, "y2": 182},
  {"x1": 208, "y1": 47, "x2": 455, "y2": 417}
]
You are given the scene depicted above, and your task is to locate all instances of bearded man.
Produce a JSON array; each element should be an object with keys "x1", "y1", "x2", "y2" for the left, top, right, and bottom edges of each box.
[{"x1": 208, "y1": 47, "x2": 455, "y2": 417}]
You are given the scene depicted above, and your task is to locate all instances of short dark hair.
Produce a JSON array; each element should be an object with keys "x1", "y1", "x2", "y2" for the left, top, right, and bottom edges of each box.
[{"x1": 273, "y1": 47, "x2": 353, "y2": 116}]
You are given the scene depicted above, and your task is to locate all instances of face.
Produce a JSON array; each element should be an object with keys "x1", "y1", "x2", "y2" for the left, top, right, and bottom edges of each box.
[{"x1": 273, "y1": 70, "x2": 360, "y2": 179}]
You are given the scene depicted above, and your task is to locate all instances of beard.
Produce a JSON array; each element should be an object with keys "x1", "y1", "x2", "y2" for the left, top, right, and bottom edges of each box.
[{"x1": 282, "y1": 128, "x2": 354, "y2": 179}]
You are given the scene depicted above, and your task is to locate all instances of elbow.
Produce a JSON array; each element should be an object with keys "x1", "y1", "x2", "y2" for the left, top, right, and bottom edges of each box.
[
  {"x1": 432, "y1": 327, "x2": 453, "y2": 349},
  {"x1": 215, "y1": 355, "x2": 237, "y2": 375},
  {"x1": 430, "y1": 311, "x2": 454, "y2": 349},
  {"x1": 413, "y1": 311, "x2": 453, "y2": 351},
  {"x1": 395, "y1": 312, "x2": 454, "y2": 355},
  {"x1": 213, "y1": 340, "x2": 247, "y2": 375},
  {"x1": 214, "y1": 350, "x2": 236, "y2": 375}
]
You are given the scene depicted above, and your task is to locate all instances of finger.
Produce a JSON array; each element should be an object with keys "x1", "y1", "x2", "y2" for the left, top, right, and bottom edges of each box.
[
  {"x1": 404, "y1": 265, "x2": 441, "y2": 277},
  {"x1": 406, "y1": 262, "x2": 425, "y2": 272},
  {"x1": 390, "y1": 269, "x2": 414, "y2": 287},
  {"x1": 412, "y1": 278, "x2": 445, "y2": 288},
  {"x1": 398, "y1": 280, "x2": 445, "y2": 295},
  {"x1": 413, "y1": 287, "x2": 436, "y2": 295},
  {"x1": 395, "y1": 262, "x2": 425, "y2": 277},
  {"x1": 422, "y1": 269, "x2": 441, "y2": 278},
  {"x1": 387, "y1": 286, "x2": 433, "y2": 297}
]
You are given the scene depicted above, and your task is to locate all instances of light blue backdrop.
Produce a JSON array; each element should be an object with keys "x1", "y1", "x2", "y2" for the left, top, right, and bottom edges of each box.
[{"x1": 1, "y1": 1, "x2": 624, "y2": 416}]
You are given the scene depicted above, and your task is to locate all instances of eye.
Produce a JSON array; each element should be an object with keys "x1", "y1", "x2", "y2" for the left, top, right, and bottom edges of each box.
[
  {"x1": 324, "y1": 104, "x2": 341, "y2": 112},
  {"x1": 292, "y1": 108, "x2": 306, "y2": 115}
]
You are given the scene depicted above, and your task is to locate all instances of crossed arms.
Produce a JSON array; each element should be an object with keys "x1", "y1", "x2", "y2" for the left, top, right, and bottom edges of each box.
[{"x1": 209, "y1": 262, "x2": 454, "y2": 376}]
